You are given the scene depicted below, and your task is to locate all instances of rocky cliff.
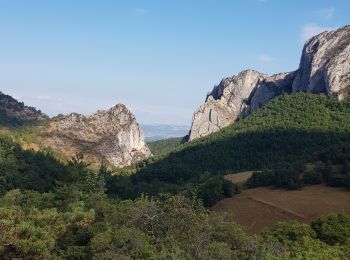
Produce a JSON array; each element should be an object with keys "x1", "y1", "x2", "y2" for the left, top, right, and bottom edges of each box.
[
  {"x1": 0, "y1": 91, "x2": 48, "y2": 126},
  {"x1": 292, "y1": 25, "x2": 350, "y2": 98},
  {"x1": 39, "y1": 104, "x2": 151, "y2": 167},
  {"x1": 188, "y1": 25, "x2": 350, "y2": 141}
]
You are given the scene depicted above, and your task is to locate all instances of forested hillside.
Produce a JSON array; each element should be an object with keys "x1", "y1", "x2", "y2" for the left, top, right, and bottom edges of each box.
[
  {"x1": 0, "y1": 92, "x2": 48, "y2": 127},
  {"x1": 2, "y1": 93, "x2": 350, "y2": 258},
  {"x1": 1, "y1": 133, "x2": 350, "y2": 258},
  {"x1": 107, "y1": 93, "x2": 350, "y2": 204},
  {"x1": 147, "y1": 137, "x2": 183, "y2": 156}
]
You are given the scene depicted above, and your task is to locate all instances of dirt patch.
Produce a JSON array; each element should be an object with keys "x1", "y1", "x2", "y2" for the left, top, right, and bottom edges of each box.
[
  {"x1": 224, "y1": 171, "x2": 253, "y2": 185},
  {"x1": 212, "y1": 185, "x2": 350, "y2": 234}
]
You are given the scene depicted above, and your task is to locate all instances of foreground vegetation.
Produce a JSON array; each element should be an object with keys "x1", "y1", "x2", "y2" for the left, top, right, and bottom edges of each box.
[{"x1": 1, "y1": 151, "x2": 350, "y2": 259}]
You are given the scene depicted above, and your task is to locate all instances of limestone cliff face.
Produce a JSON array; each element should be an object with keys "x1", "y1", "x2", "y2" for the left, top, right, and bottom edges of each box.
[
  {"x1": 188, "y1": 70, "x2": 294, "y2": 141},
  {"x1": 40, "y1": 104, "x2": 151, "y2": 167},
  {"x1": 292, "y1": 25, "x2": 350, "y2": 99},
  {"x1": 188, "y1": 25, "x2": 350, "y2": 141}
]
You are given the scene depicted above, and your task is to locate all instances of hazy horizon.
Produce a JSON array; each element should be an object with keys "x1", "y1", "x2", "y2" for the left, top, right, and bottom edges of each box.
[{"x1": 1, "y1": 0, "x2": 349, "y2": 124}]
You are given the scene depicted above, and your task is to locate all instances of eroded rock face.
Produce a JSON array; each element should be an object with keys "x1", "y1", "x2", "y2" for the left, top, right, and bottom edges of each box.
[
  {"x1": 41, "y1": 104, "x2": 151, "y2": 167},
  {"x1": 188, "y1": 25, "x2": 350, "y2": 141},
  {"x1": 188, "y1": 70, "x2": 294, "y2": 141},
  {"x1": 292, "y1": 25, "x2": 350, "y2": 99}
]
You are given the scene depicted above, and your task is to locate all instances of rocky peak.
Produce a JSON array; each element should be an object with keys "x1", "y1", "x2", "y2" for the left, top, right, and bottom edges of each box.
[
  {"x1": 292, "y1": 25, "x2": 350, "y2": 99},
  {"x1": 0, "y1": 91, "x2": 49, "y2": 126},
  {"x1": 188, "y1": 25, "x2": 350, "y2": 141},
  {"x1": 41, "y1": 104, "x2": 151, "y2": 167},
  {"x1": 188, "y1": 70, "x2": 294, "y2": 141}
]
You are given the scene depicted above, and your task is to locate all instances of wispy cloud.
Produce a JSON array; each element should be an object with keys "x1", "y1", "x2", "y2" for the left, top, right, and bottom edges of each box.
[
  {"x1": 300, "y1": 23, "x2": 334, "y2": 42},
  {"x1": 316, "y1": 7, "x2": 335, "y2": 21},
  {"x1": 257, "y1": 54, "x2": 276, "y2": 63},
  {"x1": 132, "y1": 8, "x2": 149, "y2": 15}
]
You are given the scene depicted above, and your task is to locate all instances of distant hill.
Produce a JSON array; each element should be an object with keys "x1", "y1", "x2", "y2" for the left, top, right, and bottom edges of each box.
[
  {"x1": 141, "y1": 124, "x2": 189, "y2": 141},
  {"x1": 147, "y1": 137, "x2": 183, "y2": 156},
  {"x1": 0, "y1": 91, "x2": 48, "y2": 127}
]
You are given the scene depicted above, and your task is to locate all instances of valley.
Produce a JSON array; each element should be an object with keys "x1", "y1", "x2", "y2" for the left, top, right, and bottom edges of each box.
[{"x1": 1, "y1": 18, "x2": 350, "y2": 259}]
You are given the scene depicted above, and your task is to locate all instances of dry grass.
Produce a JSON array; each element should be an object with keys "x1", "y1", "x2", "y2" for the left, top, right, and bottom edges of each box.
[
  {"x1": 224, "y1": 171, "x2": 253, "y2": 185},
  {"x1": 212, "y1": 185, "x2": 350, "y2": 234}
]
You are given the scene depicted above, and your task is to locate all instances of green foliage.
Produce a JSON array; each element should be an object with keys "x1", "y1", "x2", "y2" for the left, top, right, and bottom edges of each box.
[
  {"x1": 147, "y1": 137, "x2": 183, "y2": 156},
  {"x1": 246, "y1": 164, "x2": 323, "y2": 190},
  {"x1": 115, "y1": 93, "x2": 350, "y2": 204},
  {"x1": 311, "y1": 213, "x2": 350, "y2": 246},
  {"x1": 0, "y1": 135, "x2": 68, "y2": 195},
  {"x1": 260, "y1": 221, "x2": 346, "y2": 259},
  {"x1": 2, "y1": 184, "x2": 349, "y2": 259},
  {"x1": 2, "y1": 92, "x2": 350, "y2": 258},
  {"x1": 0, "y1": 189, "x2": 271, "y2": 259},
  {"x1": 196, "y1": 173, "x2": 240, "y2": 207},
  {"x1": 0, "y1": 132, "x2": 349, "y2": 258}
]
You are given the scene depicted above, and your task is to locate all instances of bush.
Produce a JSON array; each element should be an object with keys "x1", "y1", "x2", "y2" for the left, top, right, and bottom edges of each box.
[{"x1": 311, "y1": 213, "x2": 350, "y2": 246}]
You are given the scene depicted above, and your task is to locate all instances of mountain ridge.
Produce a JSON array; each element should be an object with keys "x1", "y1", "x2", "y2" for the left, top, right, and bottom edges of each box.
[
  {"x1": 0, "y1": 94, "x2": 151, "y2": 168},
  {"x1": 188, "y1": 25, "x2": 350, "y2": 141},
  {"x1": 0, "y1": 91, "x2": 49, "y2": 126}
]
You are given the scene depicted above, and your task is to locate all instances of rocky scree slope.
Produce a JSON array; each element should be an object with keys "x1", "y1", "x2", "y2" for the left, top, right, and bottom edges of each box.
[
  {"x1": 39, "y1": 104, "x2": 151, "y2": 167},
  {"x1": 188, "y1": 25, "x2": 350, "y2": 141}
]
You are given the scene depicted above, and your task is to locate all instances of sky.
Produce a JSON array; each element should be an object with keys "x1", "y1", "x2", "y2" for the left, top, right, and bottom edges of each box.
[{"x1": 0, "y1": 0, "x2": 349, "y2": 125}]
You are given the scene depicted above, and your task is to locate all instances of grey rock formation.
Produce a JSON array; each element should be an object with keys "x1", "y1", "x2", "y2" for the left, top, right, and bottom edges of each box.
[
  {"x1": 188, "y1": 70, "x2": 294, "y2": 141},
  {"x1": 293, "y1": 25, "x2": 350, "y2": 99},
  {"x1": 0, "y1": 91, "x2": 49, "y2": 124},
  {"x1": 41, "y1": 104, "x2": 151, "y2": 167},
  {"x1": 188, "y1": 25, "x2": 350, "y2": 141}
]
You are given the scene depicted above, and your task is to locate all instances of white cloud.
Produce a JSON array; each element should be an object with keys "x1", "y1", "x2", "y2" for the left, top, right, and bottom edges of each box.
[
  {"x1": 300, "y1": 23, "x2": 334, "y2": 42},
  {"x1": 257, "y1": 54, "x2": 276, "y2": 63},
  {"x1": 132, "y1": 8, "x2": 148, "y2": 14},
  {"x1": 316, "y1": 7, "x2": 335, "y2": 20}
]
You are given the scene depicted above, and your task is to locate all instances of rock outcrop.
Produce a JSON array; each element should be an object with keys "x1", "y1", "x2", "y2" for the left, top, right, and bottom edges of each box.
[
  {"x1": 292, "y1": 25, "x2": 350, "y2": 99},
  {"x1": 40, "y1": 104, "x2": 151, "y2": 167},
  {"x1": 188, "y1": 25, "x2": 350, "y2": 141},
  {"x1": 0, "y1": 91, "x2": 48, "y2": 125},
  {"x1": 188, "y1": 70, "x2": 294, "y2": 141}
]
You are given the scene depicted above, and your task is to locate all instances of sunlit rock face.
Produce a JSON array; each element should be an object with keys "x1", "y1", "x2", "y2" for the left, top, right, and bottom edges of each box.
[
  {"x1": 292, "y1": 25, "x2": 350, "y2": 99},
  {"x1": 188, "y1": 70, "x2": 294, "y2": 141},
  {"x1": 188, "y1": 25, "x2": 350, "y2": 141},
  {"x1": 41, "y1": 104, "x2": 151, "y2": 167}
]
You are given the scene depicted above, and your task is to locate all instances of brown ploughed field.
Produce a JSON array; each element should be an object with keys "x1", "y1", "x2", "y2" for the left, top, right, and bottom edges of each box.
[{"x1": 212, "y1": 185, "x2": 350, "y2": 234}]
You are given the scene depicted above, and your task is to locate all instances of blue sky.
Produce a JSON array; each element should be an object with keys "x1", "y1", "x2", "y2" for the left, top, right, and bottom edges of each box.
[{"x1": 0, "y1": 0, "x2": 349, "y2": 125}]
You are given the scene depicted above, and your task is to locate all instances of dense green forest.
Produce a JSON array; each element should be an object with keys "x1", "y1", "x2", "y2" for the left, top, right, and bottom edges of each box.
[
  {"x1": 107, "y1": 93, "x2": 350, "y2": 202},
  {"x1": 0, "y1": 135, "x2": 68, "y2": 195},
  {"x1": 147, "y1": 137, "x2": 183, "y2": 156},
  {"x1": 0, "y1": 139, "x2": 350, "y2": 258}
]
